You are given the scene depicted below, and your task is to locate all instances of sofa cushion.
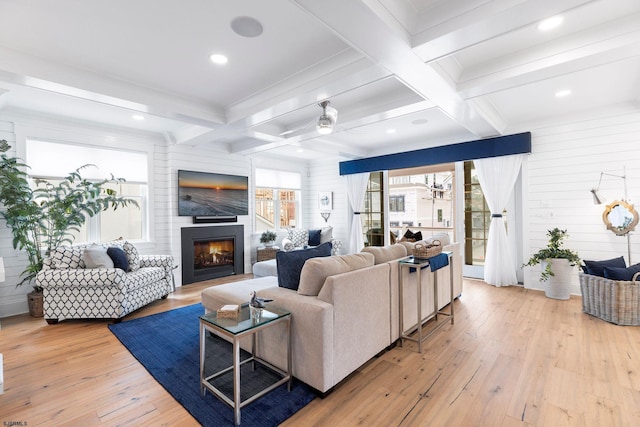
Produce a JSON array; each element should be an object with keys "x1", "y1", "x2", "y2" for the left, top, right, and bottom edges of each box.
[
  {"x1": 51, "y1": 246, "x2": 86, "y2": 269},
  {"x1": 82, "y1": 245, "x2": 115, "y2": 269},
  {"x1": 122, "y1": 241, "x2": 141, "y2": 272},
  {"x1": 107, "y1": 247, "x2": 130, "y2": 271},
  {"x1": 426, "y1": 232, "x2": 451, "y2": 246},
  {"x1": 320, "y1": 226, "x2": 333, "y2": 244},
  {"x1": 361, "y1": 244, "x2": 407, "y2": 264},
  {"x1": 298, "y1": 252, "x2": 375, "y2": 296},
  {"x1": 276, "y1": 242, "x2": 332, "y2": 290},
  {"x1": 603, "y1": 263, "x2": 640, "y2": 281},
  {"x1": 583, "y1": 256, "x2": 626, "y2": 277},
  {"x1": 287, "y1": 228, "x2": 309, "y2": 248},
  {"x1": 125, "y1": 267, "x2": 165, "y2": 292},
  {"x1": 308, "y1": 229, "x2": 322, "y2": 246}
]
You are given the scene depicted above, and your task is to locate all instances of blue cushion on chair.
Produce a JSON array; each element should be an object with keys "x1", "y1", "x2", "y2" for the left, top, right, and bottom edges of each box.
[
  {"x1": 583, "y1": 256, "x2": 626, "y2": 277},
  {"x1": 276, "y1": 242, "x2": 332, "y2": 290},
  {"x1": 107, "y1": 247, "x2": 130, "y2": 271},
  {"x1": 308, "y1": 229, "x2": 322, "y2": 246},
  {"x1": 603, "y1": 263, "x2": 640, "y2": 281}
]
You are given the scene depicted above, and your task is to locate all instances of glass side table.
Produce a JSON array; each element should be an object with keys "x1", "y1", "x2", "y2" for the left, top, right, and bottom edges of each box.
[
  {"x1": 398, "y1": 251, "x2": 454, "y2": 353},
  {"x1": 200, "y1": 303, "x2": 291, "y2": 425}
]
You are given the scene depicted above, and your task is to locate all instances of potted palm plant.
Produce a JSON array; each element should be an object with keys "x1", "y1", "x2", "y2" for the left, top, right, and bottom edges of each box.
[
  {"x1": 0, "y1": 140, "x2": 138, "y2": 316},
  {"x1": 523, "y1": 227, "x2": 580, "y2": 300}
]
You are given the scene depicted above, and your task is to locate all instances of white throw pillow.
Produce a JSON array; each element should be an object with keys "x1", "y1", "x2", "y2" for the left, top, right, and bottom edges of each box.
[{"x1": 82, "y1": 245, "x2": 115, "y2": 269}]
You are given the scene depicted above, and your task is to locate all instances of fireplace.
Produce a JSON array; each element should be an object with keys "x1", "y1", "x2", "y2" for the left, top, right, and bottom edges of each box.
[{"x1": 181, "y1": 225, "x2": 244, "y2": 285}]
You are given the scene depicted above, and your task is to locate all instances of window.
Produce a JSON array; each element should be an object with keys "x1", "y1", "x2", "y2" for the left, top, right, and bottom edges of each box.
[
  {"x1": 390, "y1": 195, "x2": 405, "y2": 212},
  {"x1": 25, "y1": 139, "x2": 149, "y2": 243},
  {"x1": 362, "y1": 172, "x2": 385, "y2": 246},
  {"x1": 255, "y1": 168, "x2": 300, "y2": 231},
  {"x1": 464, "y1": 161, "x2": 493, "y2": 266}
]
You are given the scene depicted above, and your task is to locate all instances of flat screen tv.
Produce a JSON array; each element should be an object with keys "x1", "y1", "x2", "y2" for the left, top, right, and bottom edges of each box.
[{"x1": 178, "y1": 170, "x2": 249, "y2": 217}]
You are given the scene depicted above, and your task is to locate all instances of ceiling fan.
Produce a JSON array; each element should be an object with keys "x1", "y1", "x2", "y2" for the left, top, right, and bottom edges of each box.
[{"x1": 316, "y1": 100, "x2": 338, "y2": 135}]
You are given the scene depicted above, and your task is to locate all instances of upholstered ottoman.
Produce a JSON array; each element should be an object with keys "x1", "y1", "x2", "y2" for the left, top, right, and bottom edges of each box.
[{"x1": 252, "y1": 259, "x2": 278, "y2": 277}]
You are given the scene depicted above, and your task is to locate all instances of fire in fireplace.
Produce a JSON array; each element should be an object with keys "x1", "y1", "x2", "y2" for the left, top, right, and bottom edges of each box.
[
  {"x1": 181, "y1": 225, "x2": 244, "y2": 285},
  {"x1": 194, "y1": 239, "x2": 234, "y2": 270}
]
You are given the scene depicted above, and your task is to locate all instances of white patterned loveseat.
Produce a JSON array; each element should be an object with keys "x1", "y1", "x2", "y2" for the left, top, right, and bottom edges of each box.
[{"x1": 36, "y1": 240, "x2": 174, "y2": 324}]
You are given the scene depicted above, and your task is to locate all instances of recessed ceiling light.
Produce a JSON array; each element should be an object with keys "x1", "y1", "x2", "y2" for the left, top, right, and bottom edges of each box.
[
  {"x1": 386, "y1": 129, "x2": 396, "y2": 134},
  {"x1": 296, "y1": 148, "x2": 304, "y2": 153},
  {"x1": 132, "y1": 114, "x2": 144, "y2": 121},
  {"x1": 538, "y1": 15, "x2": 563, "y2": 31},
  {"x1": 231, "y1": 16, "x2": 264, "y2": 38},
  {"x1": 411, "y1": 119, "x2": 428, "y2": 125},
  {"x1": 209, "y1": 54, "x2": 228, "y2": 65},
  {"x1": 555, "y1": 89, "x2": 572, "y2": 98}
]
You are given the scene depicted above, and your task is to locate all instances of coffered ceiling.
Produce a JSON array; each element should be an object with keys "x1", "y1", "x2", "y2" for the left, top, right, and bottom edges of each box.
[{"x1": 0, "y1": 0, "x2": 639, "y2": 160}]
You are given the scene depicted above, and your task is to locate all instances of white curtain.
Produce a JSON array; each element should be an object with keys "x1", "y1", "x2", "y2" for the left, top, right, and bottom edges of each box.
[
  {"x1": 346, "y1": 173, "x2": 370, "y2": 253},
  {"x1": 474, "y1": 154, "x2": 524, "y2": 287}
]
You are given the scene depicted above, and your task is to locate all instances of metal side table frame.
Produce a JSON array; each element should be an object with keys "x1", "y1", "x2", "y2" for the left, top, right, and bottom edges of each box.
[
  {"x1": 398, "y1": 251, "x2": 454, "y2": 353},
  {"x1": 199, "y1": 304, "x2": 292, "y2": 425}
]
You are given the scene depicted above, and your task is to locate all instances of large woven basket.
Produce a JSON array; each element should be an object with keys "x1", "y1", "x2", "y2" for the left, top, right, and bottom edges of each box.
[
  {"x1": 579, "y1": 273, "x2": 640, "y2": 325},
  {"x1": 413, "y1": 240, "x2": 442, "y2": 259}
]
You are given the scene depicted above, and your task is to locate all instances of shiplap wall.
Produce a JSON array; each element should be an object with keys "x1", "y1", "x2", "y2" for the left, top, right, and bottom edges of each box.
[
  {"x1": 168, "y1": 143, "x2": 252, "y2": 287},
  {"x1": 306, "y1": 156, "x2": 351, "y2": 253},
  {"x1": 523, "y1": 111, "x2": 640, "y2": 295}
]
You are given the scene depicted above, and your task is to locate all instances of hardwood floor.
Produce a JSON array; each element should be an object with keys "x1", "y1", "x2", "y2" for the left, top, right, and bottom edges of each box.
[{"x1": 1, "y1": 277, "x2": 639, "y2": 426}]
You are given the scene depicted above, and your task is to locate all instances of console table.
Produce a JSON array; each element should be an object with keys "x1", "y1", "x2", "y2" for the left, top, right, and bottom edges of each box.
[
  {"x1": 199, "y1": 303, "x2": 291, "y2": 425},
  {"x1": 257, "y1": 246, "x2": 280, "y2": 262},
  {"x1": 398, "y1": 251, "x2": 454, "y2": 353}
]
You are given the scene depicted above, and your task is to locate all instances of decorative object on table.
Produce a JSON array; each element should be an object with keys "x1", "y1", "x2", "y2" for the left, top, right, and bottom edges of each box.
[
  {"x1": 216, "y1": 304, "x2": 240, "y2": 319},
  {"x1": 590, "y1": 165, "x2": 636, "y2": 264},
  {"x1": 260, "y1": 230, "x2": 277, "y2": 247},
  {"x1": 249, "y1": 291, "x2": 273, "y2": 323},
  {"x1": 412, "y1": 240, "x2": 442, "y2": 259},
  {"x1": 0, "y1": 140, "x2": 138, "y2": 313},
  {"x1": 523, "y1": 228, "x2": 580, "y2": 300},
  {"x1": 257, "y1": 246, "x2": 280, "y2": 262}
]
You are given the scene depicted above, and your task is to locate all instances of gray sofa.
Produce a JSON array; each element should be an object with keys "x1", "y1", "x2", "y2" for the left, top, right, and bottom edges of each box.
[
  {"x1": 201, "y1": 235, "x2": 462, "y2": 393},
  {"x1": 36, "y1": 240, "x2": 174, "y2": 324}
]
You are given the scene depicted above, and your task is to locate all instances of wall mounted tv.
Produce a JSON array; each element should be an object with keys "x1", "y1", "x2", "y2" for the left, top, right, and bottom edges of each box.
[{"x1": 178, "y1": 170, "x2": 249, "y2": 217}]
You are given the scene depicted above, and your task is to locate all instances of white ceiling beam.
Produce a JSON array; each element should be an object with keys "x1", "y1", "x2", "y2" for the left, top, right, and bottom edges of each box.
[
  {"x1": 0, "y1": 47, "x2": 225, "y2": 128},
  {"x1": 179, "y1": 63, "x2": 393, "y2": 146},
  {"x1": 458, "y1": 19, "x2": 640, "y2": 98},
  {"x1": 230, "y1": 99, "x2": 436, "y2": 156},
  {"x1": 292, "y1": 0, "x2": 501, "y2": 137},
  {"x1": 412, "y1": 0, "x2": 597, "y2": 62}
]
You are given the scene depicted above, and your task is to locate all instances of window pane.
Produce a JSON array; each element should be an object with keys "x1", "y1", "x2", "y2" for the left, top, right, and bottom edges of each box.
[
  {"x1": 100, "y1": 182, "x2": 145, "y2": 241},
  {"x1": 256, "y1": 188, "x2": 275, "y2": 231}
]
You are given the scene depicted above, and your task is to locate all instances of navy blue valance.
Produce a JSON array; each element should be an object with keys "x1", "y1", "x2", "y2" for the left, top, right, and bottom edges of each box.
[{"x1": 339, "y1": 132, "x2": 531, "y2": 175}]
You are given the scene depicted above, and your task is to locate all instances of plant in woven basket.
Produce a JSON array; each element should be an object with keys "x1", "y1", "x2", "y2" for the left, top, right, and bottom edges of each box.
[
  {"x1": 523, "y1": 228, "x2": 580, "y2": 281},
  {"x1": 0, "y1": 140, "x2": 138, "y2": 290}
]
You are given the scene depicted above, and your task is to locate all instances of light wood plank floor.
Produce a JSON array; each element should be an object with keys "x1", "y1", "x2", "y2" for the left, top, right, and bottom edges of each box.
[{"x1": 1, "y1": 277, "x2": 639, "y2": 426}]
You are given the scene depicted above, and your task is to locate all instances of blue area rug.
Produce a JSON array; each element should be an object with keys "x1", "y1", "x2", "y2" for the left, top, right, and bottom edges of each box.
[{"x1": 109, "y1": 303, "x2": 316, "y2": 426}]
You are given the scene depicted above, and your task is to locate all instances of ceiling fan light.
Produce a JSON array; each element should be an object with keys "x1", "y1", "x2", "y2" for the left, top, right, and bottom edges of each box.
[{"x1": 317, "y1": 114, "x2": 333, "y2": 134}]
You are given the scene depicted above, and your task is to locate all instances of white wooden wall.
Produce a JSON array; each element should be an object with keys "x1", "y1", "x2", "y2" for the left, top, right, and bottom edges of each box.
[
  {"x1": 305, "y1": 156, "x2": 351, "y2": 253},
  {"x1": 523, "y1": 110, "x2": 640, "y2": 295}
]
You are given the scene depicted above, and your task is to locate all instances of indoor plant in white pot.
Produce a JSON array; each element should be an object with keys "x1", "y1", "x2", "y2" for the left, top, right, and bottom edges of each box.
[
  {"x1": 259, "y1": 230, "x2": 277, "y2": 247},
  {"x1": 524, "y1": 228, "x2": 580, "y2": 300}
]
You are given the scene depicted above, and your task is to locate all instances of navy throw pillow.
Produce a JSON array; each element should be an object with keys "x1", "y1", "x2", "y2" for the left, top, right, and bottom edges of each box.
[
  {"x1": 308, "y1": 229, "x2": 322, "y2": 246},
  {"x1": 107, "y1": 246, "x2": 130, "y2": 271},
  {"x1": 583, "y1": 256, "x2": 626, "y2": 277},
  {"x1": 413, "y1": 231, "x2": 423, "y2": 241},
  {"x1": 276, "y1": 242, "x2": 332, "y2": 290},
  {"x1": 603, "y1": 263, "x2": 640, "y2": 281}
]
